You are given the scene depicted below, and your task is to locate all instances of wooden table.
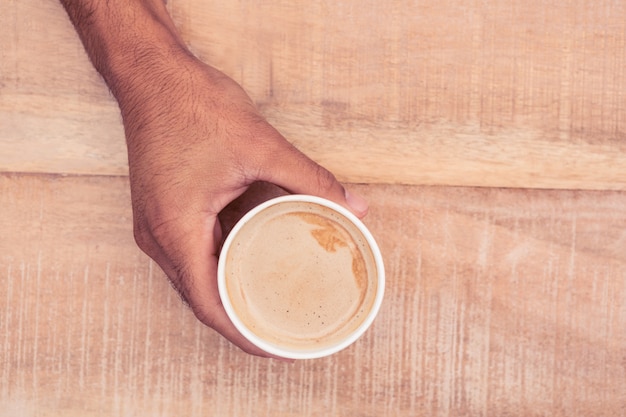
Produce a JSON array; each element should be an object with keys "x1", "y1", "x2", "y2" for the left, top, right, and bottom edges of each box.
[{"x1": 2, "y1": 1, "x2": 625, "y2": 416}]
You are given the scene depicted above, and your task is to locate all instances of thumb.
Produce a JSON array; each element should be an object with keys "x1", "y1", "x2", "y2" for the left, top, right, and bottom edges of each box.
[{"x1": 257, "y1": 139, "x2": 369, "y2": 218}]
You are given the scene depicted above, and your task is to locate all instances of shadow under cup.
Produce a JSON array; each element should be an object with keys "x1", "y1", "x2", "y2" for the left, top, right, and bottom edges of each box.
[{"x1": 217, "y1": 195, "x2": 385, "y2": 359}]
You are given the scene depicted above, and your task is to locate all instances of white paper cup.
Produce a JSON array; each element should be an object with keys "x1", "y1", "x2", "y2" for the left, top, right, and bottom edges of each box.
[{"x1": 217, "y1": 194, "x2": 385, "y2": 359}]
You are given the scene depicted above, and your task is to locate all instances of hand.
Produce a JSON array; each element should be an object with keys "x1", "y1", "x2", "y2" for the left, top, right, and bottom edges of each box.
[
  {"x1": 118, "y1": 52, "x2": 369, "y2": 358},
  {"x1": 59, "y1": 0, "x2": 368, "y2": 358}
]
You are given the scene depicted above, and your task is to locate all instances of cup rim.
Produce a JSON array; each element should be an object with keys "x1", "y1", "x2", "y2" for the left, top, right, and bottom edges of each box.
[{"x1": 217, "y1": 194, "x2": 385, "y2": 359}]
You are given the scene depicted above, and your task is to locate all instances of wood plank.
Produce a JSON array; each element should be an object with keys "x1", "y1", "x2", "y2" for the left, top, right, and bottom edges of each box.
[
  {"x1": 1, "y1": 173, "x2": 625, "y2": 416},
  {"x1": 1, "y1": 0, "x2": 626, "y2": 189}
]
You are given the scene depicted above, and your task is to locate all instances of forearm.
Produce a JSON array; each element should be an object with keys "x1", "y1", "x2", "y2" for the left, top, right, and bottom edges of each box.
[{"x1": 59, "y1": 0, "x2": 189, "y2": 100}]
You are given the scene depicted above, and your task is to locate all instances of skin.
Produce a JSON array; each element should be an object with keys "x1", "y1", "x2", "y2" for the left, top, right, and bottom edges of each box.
[{"x1": 58, "y1": 0, "x2": 369, "y2": 358}]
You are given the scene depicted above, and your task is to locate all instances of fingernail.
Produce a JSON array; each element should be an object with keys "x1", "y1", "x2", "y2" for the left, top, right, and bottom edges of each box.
[{"x1": 345, "y1": 189, "x2": 369, "y2": 216}]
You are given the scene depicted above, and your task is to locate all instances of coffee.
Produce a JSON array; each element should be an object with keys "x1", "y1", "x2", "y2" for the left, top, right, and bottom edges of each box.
[{"x1": 221, "y1": 198, "x2": 380, "y2": 354}]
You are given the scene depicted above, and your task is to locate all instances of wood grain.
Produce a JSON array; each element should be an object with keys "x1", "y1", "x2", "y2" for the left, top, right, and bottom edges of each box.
[
  {"x1": 2, "y1": 174, "x2": 625, "y2": 416},
  {"x1": 2, "y1": 0, "x2": 626, "y2": 415},
  {"x1": 1, "y1": 0, "x2": 626, "y2": 189}
]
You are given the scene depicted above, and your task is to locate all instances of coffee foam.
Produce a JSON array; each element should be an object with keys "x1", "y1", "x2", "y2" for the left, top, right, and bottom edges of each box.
[{"x1": 224, "y1": 200, "x2": 378, "y2": 351}]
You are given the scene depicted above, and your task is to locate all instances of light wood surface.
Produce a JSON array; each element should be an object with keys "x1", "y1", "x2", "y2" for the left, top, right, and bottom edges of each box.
[
  {"x1": 2, "y1": 174, "x2": 625, "y2": 416},
  {"x1": 1, "y1": 0, "x2": 626, "y2": 189},
  {"x1": 2, "y1": 0, "x2": 626, "y2": 416}
]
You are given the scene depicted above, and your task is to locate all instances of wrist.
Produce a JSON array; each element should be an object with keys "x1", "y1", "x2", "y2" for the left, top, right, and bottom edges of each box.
[
  {"x1": 104, "y1": 30, "x2": 194, "y2": 103},
  {"x1": 61, "y1": 0, "x2": 192, "y2": 99}
]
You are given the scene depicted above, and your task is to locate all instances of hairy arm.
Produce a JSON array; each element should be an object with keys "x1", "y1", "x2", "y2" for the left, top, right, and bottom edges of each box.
[{"x1": 59, "y1": 0, "x2": 184, "y2": 92}]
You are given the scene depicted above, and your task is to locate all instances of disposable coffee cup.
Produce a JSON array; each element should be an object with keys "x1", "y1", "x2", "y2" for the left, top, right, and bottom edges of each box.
[{"x1": 217, "y1": 194, "x2": 385, "y2": 359}]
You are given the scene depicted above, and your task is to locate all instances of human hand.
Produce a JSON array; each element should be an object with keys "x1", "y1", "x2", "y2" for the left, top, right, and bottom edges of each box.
[
  {"x1": 59, "y1": 0, "x2": 368, "y2": 358},
  {"x1": 117, "y1": 52, "x2": 369, "y2": 358}
]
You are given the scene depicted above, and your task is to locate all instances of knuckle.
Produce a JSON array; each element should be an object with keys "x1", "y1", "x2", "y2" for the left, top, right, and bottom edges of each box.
[
  {"x1": 132, "y1": 220, "x2": 150, "y2": 251},
  {"x1": 313, "y1": 164, "x2": 339, "y2": 194},
  {"x1": 131, "y1": 206, "x2": 180, "y2": 257},
  {"x1": 192, "y1": 305, "x2": 218, "y2": 330},
  {"x1": 169, "y1": 263, "x2": 194, "y2": 307}
]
